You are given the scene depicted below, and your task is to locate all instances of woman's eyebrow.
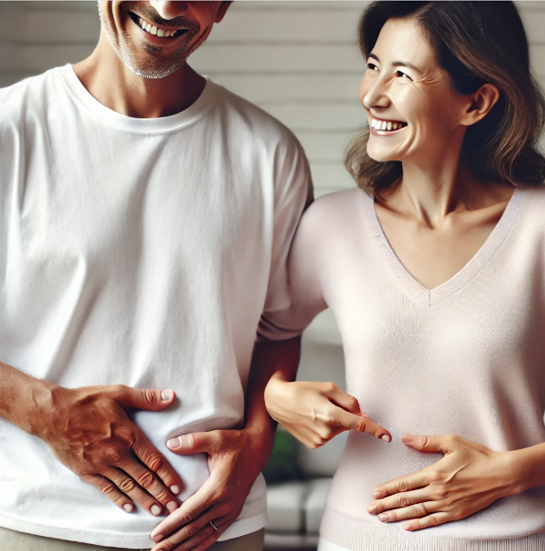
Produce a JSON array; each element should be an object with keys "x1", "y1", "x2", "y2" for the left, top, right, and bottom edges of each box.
[{"x1": 368, "y1": 53, "x2": 422, "y2": 75}]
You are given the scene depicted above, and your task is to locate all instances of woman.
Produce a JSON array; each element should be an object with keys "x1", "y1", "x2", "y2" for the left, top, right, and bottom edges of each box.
[{"x1": 262, "y1": 2, "x2": 545, "y2": 550}]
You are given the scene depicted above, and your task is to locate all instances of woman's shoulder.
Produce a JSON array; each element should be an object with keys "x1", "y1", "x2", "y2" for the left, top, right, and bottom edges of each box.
[
  {"x1": 304, "y1": 187, "x2": 368, "y2": 223},
  {"x1": 520, "y1": 184, "x2": 545, "y2": 200},
  {"x1": 516, "y1": 184, "x2": 545, "y2": 214},
  {"x1": 510, "y1": 185, "x2": 545, "y2": 238}
]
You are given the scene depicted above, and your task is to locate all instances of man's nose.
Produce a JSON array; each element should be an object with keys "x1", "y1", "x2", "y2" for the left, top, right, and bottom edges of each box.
[
  {"x1": 362, "y1": 78, "x2": 391, "y2": 111},
  {"x1": 149, "y1": 1, "x2": 188, "y2": 19}
]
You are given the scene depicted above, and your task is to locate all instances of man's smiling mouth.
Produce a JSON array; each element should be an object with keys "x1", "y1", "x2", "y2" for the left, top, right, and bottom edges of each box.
[{"x1": 129, "y1": 12, "x2": 188, "y2": 38}]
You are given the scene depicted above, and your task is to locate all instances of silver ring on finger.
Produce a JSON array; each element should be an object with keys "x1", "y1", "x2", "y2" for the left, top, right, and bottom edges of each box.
[{"x1": 210, "y1": 520, "x2": 219, "y2": 531}]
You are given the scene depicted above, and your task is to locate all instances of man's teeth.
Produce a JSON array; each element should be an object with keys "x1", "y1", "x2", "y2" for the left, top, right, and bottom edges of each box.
[
  {"x1": 371, "y1": 118, "x2": 406, "y2": 131},
  {"x1": 139, "y1": 17, "x2": 178, "y2": 37}
]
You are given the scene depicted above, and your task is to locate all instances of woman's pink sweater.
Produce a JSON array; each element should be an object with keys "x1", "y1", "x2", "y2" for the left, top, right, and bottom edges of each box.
[{"x1": 261, "y1": 186, "x2": 545, "y2": 550}]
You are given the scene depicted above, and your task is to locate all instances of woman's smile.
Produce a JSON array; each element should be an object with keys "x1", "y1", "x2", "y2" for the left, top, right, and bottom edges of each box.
[{"x1": 370, "y1": 117, "x2": 408, "y2": 135}]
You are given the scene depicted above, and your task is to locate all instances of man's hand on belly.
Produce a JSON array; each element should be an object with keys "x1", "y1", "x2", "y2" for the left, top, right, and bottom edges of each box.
[
  {"x1": 32, "y1": 384, "x2": 183, "y2": 517},
  {"x1": 149, "y1": 428, "x2": 263, "y2": 551}
]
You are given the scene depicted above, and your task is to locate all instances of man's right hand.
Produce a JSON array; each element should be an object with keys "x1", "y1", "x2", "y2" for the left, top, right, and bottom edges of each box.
[{"x1": 32, "y1": 383, "x2": 183, "y2": 516}]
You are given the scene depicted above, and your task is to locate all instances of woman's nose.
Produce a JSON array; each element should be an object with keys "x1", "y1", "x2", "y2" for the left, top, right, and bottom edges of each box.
[
  {"x1": 362, "y1": 78, "x2": 390, "y2": 111},
  {"x1": 148, "y1": 1, "x2": 188, "y2": 19}
]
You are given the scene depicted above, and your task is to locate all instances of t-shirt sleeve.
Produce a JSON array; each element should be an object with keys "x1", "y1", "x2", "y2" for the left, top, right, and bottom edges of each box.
[
  {"x1": 258, "y1": 195, "x2": 328, "y2": 341},
  {"x1": 260, "y1": 135, "x2": 313, "y2": 310}
]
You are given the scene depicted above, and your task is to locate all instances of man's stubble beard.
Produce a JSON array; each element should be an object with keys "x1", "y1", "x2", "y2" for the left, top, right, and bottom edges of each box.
[{"x1": 98, "y1": 4, "x2": 196, "y2": 80}]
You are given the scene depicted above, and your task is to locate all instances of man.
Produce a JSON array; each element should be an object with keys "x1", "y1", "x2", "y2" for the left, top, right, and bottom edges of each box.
[{"x1": 0, "y1": 2, "x2": 310, "y2": 550}]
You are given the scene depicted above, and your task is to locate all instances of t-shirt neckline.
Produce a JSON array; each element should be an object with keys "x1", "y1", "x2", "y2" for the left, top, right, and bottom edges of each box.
[
  {"x1": 360, "y1": 187, "x2": 527, "y2": 307},
  {"x1": 58, "y1": 64, "x2": 220, "y2": 134}
]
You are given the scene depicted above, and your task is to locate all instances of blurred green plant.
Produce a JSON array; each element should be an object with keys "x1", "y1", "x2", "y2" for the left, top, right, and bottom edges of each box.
[{"x1": 262, "y1": 428, "x2": 308, "y2": 485}]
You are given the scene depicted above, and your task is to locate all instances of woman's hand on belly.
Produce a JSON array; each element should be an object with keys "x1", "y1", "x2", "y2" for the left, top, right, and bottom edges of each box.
[
  {"x1": 264, "y1": 375, "x2": 391, "y2": 448},
  {"x1": 367, "y1": 434, "x2": 517, "y2": 531}
]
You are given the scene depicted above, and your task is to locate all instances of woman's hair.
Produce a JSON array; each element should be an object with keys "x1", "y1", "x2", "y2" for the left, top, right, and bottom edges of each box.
[{"x1": 346, "y1": 1, "x2": 545, "y2": 196}]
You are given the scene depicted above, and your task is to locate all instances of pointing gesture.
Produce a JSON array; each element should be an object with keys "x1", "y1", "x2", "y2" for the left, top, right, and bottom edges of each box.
[{"x1": 264, "y1": 375, "x2": 391, "y2": 448}]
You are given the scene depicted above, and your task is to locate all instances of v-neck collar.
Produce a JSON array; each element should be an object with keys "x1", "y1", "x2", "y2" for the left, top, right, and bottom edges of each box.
[{"x1": 360, "y1": 187, "x2": 527, "y2": 307}]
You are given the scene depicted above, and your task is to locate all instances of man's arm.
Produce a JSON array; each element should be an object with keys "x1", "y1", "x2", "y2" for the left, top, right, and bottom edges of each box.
[
  {"x1": 0, "y1": 360, "x2": 183, "y2": 516},
  {"x1": 149, "y1": 336, "x2": 301, "y2": 551}
]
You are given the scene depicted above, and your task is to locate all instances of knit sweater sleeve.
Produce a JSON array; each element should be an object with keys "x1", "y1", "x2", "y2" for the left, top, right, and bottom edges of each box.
[{"x1": 258, "y1": 199, "x2": 328, "y2": 341}]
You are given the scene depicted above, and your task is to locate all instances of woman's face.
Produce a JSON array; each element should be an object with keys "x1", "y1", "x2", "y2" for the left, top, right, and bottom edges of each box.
[{"x1": 359, "y1": 17, "x2": 470, "y2": 165}]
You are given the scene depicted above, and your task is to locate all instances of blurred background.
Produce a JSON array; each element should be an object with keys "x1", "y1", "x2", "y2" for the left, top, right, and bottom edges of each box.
[{"x1": 1, "y1": 2, "x2": 544, "y2": 549}]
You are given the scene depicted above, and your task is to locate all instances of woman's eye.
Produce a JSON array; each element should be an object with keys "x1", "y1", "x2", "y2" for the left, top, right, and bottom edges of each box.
[
  {"x1": 396, "y1": 70, "x2": 412, "y2": 80},
  {"x1": 366, "y1": 63, "x2": 379, "y2": 71}
]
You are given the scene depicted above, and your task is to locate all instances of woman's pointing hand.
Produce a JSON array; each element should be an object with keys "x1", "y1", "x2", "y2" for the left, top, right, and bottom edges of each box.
[{"x1": 264, "y1": 374, "x2": 391, "y2": 448}]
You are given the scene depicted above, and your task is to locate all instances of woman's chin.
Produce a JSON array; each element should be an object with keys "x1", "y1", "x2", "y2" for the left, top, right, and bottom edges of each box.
[{"x1": 366, "y1": 145, "x2": 401, "y2": 164}]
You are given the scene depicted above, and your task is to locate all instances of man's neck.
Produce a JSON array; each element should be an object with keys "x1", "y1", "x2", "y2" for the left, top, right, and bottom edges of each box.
[{"x1": 72, "y1": 36, "x2": 206, "y2": 119}]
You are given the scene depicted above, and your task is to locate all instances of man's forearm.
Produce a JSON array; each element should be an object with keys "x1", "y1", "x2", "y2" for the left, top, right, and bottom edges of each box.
[
  {"x1": 243, "y1": 337, "x2": 301, "y2": 463},
  {"x1": 0, "y1": 360, "x2": 55, "y2": 434}
]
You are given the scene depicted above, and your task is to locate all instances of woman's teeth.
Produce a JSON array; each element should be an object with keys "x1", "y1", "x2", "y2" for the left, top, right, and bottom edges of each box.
[
  {"x1": 138, "y1": 17, "x2": 179, "y2": 38},
  {"x1": 371, "y1": 118, "x2": 406, "y2": 131}
]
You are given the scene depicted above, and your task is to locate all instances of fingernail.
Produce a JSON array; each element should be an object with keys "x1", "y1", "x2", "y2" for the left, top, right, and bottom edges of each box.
[
  {"x1": 372, "y1": 491, "x2": 382, "y2": 499},
  {"x1": 151, "y1": 504, "x2": 161, "y2": 516},
  {"x1": 402, "y1": 433, "x2": 414, "y2": 443},
  {"x1": 151, "y1": 532, "x2": 164, "y2": 543},
  {"x1": 167, "y1": 437, "x2": 182, "y2": 449},
  {"x1": 367, "y1": 505, "x2": 377, "y2": 514},
  {"x1": 123, "y1": 503, "x2": 134, "y2": 513},
  {"x1": 161, "y1": 390, "x2": 174, "y2": 401},
  {"x1": 166, "y1": 501, "x2": 177, "y2": 512},
  {"x1": 381, "y1": 434, "x2": 391, "y2": 443},
  {"x1": 378, "y1": 513, "x2": 389, "y2": 522},
  {"x1": 170, "y1": 484, "x2": 181, "y2": 494},
  {"x1": 404, "y1": 522, "x2": 413, "y2": 531}
]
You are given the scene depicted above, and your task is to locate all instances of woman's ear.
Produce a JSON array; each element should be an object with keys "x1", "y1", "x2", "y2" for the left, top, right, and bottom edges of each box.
[{"x1": 462, "y1": 83, "x2": 501, "y2": 126}]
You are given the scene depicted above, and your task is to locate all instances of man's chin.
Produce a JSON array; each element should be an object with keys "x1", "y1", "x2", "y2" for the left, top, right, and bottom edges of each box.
[{"x1": 120, "y1": 53, "x2": 187, "y2": 79}]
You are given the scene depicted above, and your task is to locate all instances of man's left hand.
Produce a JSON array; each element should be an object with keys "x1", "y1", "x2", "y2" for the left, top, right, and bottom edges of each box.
[
  {"x1": 150, "y1": 429, "x2": 262, "y2": 551},
  {"x1": 367, "y1": 433, "x2": 517, "y2": 532}
]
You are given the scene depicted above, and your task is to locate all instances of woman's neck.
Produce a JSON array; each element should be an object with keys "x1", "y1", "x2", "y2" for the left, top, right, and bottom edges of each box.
[{"x1": 382, "y1": 159, "x2": 512, "y2": 230}]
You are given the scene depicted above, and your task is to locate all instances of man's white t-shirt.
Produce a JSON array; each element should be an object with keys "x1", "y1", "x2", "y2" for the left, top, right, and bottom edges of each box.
[{"x1": 0, "y1": 65, "x2": 311, "y2": 548}]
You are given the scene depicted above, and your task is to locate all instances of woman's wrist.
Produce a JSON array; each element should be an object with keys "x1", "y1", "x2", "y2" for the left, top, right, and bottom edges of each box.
[
  {"x1": 504, "y1": 444, "x2": 545, "y2": 496},
  {"x1": 264, "y1": 372, "x2": 291, "y2": 422}
]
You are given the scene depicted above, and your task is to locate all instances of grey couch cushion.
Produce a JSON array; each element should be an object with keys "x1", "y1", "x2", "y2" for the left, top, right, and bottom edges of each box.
[
  {"x1": 304, "y1": 478, "x2": 333, "y2": 534},
  {"x1": 266, "y1": 481, "x2": 308, "y2": 533}
]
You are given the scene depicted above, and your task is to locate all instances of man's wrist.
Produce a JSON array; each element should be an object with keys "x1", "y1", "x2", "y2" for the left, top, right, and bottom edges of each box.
[
  {"x1": 240, "y1": 421, "x2": 276, "y2": 470},
  {"x1": 24, "y1": 379, "x2": 59, "y2": 437}
]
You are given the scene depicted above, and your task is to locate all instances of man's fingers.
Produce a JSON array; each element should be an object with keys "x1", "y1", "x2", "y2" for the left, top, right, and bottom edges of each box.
[
  {"x1": 118, "y1": 455, "x2": 179, "y2": 514},
  {"x1": 116, "y1": 386, "x2": 176, "y2": 412},
  {"x1": 166, "y1": 431, "x2": 217, "y2": 456},
  {"x1": 82, "y1": 473, "x2": 135, "y2": 514},
  {"x1": 131, "y1": 430, "x2": 184, "y2": 498},
  {"x1": 104, "y1": 467, "x2": 166, "y2": 517},
  {"x1": 336, "y1": 409, "x2": 391, "y2": 443}
]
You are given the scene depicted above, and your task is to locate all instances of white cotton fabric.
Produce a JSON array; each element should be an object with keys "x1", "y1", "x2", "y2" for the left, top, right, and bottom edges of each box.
[
  {"x1": 0, "y1": 65, "x2": 311, "y2": 548},
  {"x1": 261, "y1": 187, "x2": 545, "y2": 550}
]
